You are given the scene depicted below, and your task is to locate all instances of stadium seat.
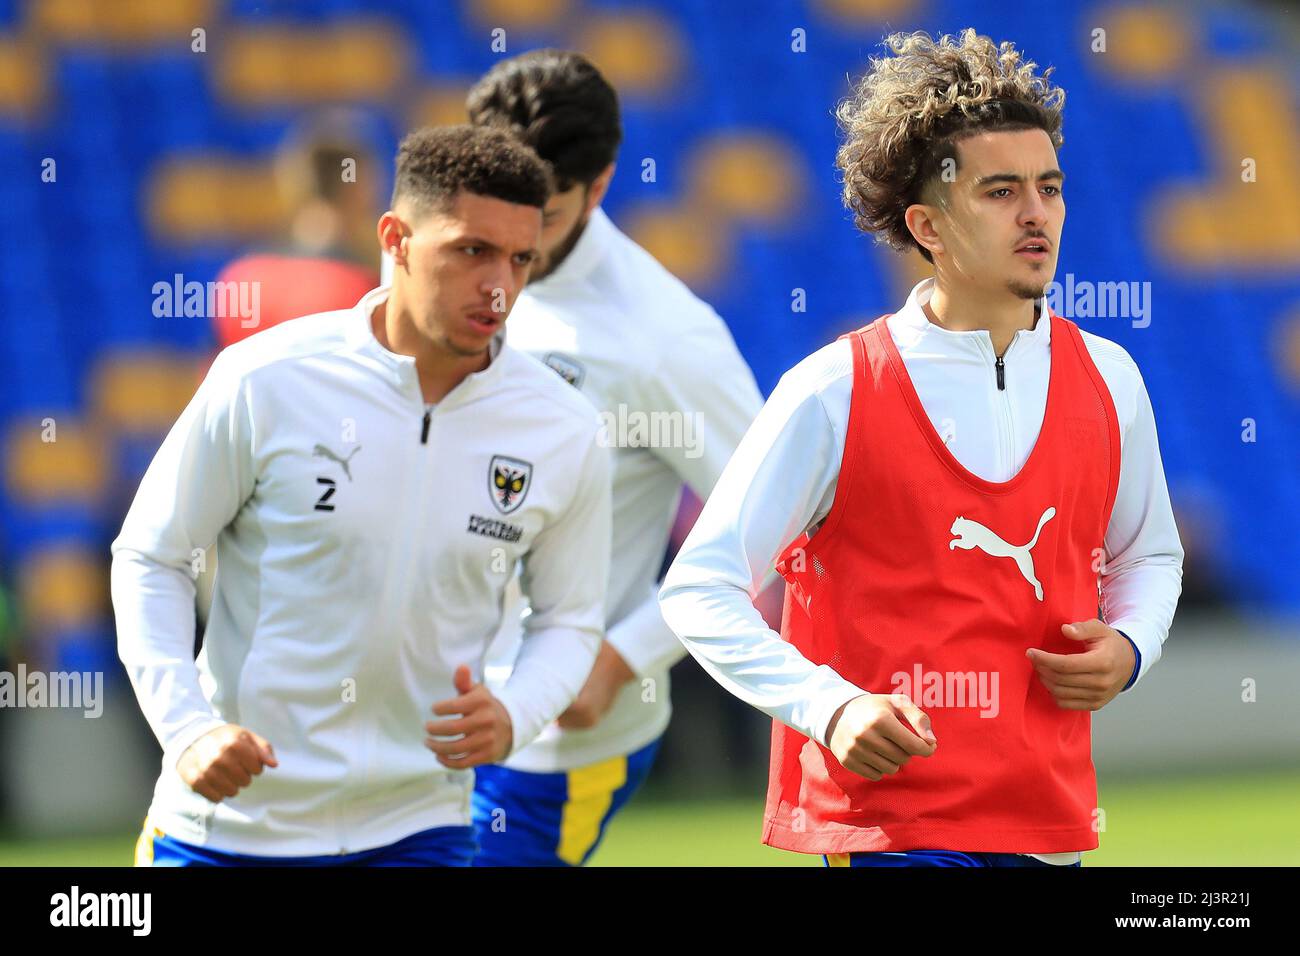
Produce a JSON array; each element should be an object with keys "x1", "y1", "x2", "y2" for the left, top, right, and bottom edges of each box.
[
  {"x1": 685, "y1": 132, "x2": 808, "y2": 225},
  {"x1": 574, "y1": 11, "x2": 684, "y2": 99},
  {"x1": 89, "y1": 352, "x2": 204, "y2": 437},
  {"x1": 18, "y1": 543, "x2": 107, "y2": 634},
  {"x1": 145, "y1": 156, "x2": 286, "y2": 242},
  {"x1": 3, "y1": 419, "x2": 108, "y2": 508},
  {"x1": 0, "y1": 34, "x2": 47, "y2": 117},
  {"x1": 213, "y1": 22, "x2": 411, "y2": 107},
  {"x1": 465, "y1": 0, "x2": 573, "y2": 32},
  {"x1": 623, "y1": 202, "x2": 732, "y2": 292},
  {"x1": 407, "y1": 83, "x2": 474, "y2": 130},
  {"x1": 28, "y1": 0, "x2": 214, "y2": 48}
]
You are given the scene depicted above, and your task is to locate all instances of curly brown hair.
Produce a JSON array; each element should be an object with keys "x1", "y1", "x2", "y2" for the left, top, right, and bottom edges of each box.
[{"x1": 835, "y1": 29, "x2": 1066, "y2": 262}]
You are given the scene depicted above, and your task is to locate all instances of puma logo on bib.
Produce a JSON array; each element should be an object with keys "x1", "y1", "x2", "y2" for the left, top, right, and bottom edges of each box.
[{"x1": 949, "y1": 506, "x2": 1056, "y2": 601}]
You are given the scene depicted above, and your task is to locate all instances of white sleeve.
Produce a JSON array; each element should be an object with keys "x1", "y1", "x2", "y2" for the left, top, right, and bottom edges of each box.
[
  {"x1": 606, "y1": 317, "x2": 765, "y2": 678},
  {"x1": 495, "y1": 421, "x2": 612, "y2": 753},
  {"x1": 642, "y1": 315, "x2": 765, "y2": 502},
  {"x1": 603, "y1": 584, "x2": 683, "y2": 678},
  {"x1": 110, "y1": 350, "x2": 257, "y2": 768},
  {"x1": 658, "y1": 351, "x2": 867, "y2": 747},
  {"x1": 1100, "y1": 362, "x2": 1185, "y2": 690}
]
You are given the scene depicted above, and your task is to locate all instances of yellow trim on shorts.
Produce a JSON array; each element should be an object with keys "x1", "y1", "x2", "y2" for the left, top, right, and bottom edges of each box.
[
  {"x1": 826, "y1": 852, "x2": 851, "y2": 867},
  {"x1": 133, "y1": 817, "x2": 164, "y2": 867},
  {"x1": 557, "y1": 755, "x2": 627, "y2": 865}
]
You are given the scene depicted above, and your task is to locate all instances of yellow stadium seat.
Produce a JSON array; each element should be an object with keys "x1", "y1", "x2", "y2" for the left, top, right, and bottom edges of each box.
[
  {"x1": 574, "y1": 12, "x2": 682, "y2": 97},
  {"x1": 146, "y1": 157, "x2": 286, "y2": 243},
  {"x1": 687, "y1": 133, "x2": 807, "y2": 225},
  {"x1": 90, "y1": 353, "x2": 205, "y2": 435},
  {"x1": 407, "y1": 84, "x2": 473, "y2": 131},
  {"x1": 19, "y1": 545, "x2": 107, "y2": 633},
  {"x1": 215, "y1": 22, "x2": 410, "y2": 107},
  {"x1": 4, "y1": 420, "x2": 107, "y2": 506},
  {"x1": 815, "y1": 0, "x2": 921, "y2": 22},
  {"x1": 1085, "y1": 4, "x2": 1193, "y2": 81},
  {"x1": 466, "y1": 0, "x2": 573, "y2": 31},
  {"x1": 1151, "y1": 66, "x2": 1300, "y2": 269},
  {"x1": 28, "y1": 0, "x2": 215, "y2": 47},
  {"x1": 0, "y1": 35, "x2": 48, "y2": 117},
  {"x1": 623, "y1": 203, "x2": 731, "y2": 290}
]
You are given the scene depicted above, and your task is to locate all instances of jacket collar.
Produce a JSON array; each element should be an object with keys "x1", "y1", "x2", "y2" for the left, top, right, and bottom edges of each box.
[
  {"x1": 889, "y1": 277, "x2": 1050, "y2": 353},
  {"x1": 347, "y1": 285, "x2": 507, "y2": 406}
]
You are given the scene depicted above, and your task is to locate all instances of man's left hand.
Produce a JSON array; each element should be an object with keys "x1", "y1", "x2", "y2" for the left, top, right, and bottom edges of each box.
[
  {"x1": 1025, "y1": 619, "x2": 1135, "y2": 711},
  {"x1": 557, "y1": 641, "x2": 636, "y2": 730}
]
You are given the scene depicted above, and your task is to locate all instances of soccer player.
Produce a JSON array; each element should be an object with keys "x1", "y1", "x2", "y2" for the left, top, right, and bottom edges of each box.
[
  {"x1": 463, "y1": 50, "x2": 764, "y2": 866},
  {"x1": 658, "y1": 30, "x2": 1184, "y2": 867},
  {"x1": 114, "y1": 125, "x2": 612, "y2": 866}
]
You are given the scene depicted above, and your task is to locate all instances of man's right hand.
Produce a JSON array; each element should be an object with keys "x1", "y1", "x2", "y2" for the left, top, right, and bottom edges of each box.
[
  {"x1": 825, "y1": 693, "x2": 937, "y2": 781},
  {"x1": 177, "y1": 724, "x2": 278, "y2": 803}
]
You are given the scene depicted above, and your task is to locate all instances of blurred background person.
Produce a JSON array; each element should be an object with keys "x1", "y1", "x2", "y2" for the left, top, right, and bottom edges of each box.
[{"x1": 212, "y1": 110, "x2": 383, "y2": 350}]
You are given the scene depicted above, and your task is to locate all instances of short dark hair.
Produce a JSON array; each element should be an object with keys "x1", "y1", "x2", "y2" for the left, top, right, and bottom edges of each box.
[
  {"x1": 390, "y1": 124, "x2": 552, "y2": 215},
  {"x1": 466, "y1": 49, "x2": 622, "y2": 191}
]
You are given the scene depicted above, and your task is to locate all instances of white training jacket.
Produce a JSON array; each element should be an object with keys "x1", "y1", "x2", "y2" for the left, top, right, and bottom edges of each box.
[
  {"x1": 485, "y1": 207, "x2": 764, "y2": 772},
  {"x1": 659, "y1": 277, "x2": 1185, "y2": 865},
  {"x1": 112, "y1": 286, "x2": 611, "y2": 856}
]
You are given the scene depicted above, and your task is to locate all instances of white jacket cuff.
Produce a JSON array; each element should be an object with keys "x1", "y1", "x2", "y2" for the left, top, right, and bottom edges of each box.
[{"x1": 1106, "y1": 617, "x2": 1163, "y2": 690}]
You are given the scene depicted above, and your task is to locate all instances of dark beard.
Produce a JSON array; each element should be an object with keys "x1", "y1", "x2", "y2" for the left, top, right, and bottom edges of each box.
[
  {"x1": 530, "y1": 213, "x2": 589, "y2": 283},
  {"x1": 1006, "y1": 278, "x2": 1046, "y2": 300},
  {"x1": 439, "y1": 333, "x2": 490, "y2": 359}
]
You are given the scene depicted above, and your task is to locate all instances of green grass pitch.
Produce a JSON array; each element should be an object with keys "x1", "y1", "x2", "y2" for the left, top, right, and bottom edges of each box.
[{"x1": 1, "y1": 769, "x2": 1295, "y2": 866}]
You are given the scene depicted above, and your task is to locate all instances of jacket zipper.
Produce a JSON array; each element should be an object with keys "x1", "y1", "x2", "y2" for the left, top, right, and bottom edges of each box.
[
  {"x1": 992, "y1": 341, "x2": 1014, "y2": 478},
  {"x1": 347, "y1": 396, "x2": 432, "y2": 850}
]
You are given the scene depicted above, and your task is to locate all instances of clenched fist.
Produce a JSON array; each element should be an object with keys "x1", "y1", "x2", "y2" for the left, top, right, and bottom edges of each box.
[
  {"x1": 824, "y1": 693, "x2": 937, "y2": 781},
  {"x1": 178, "y1": 724, "x2": 278, "y2": 803},
  {"x1": 424, "y1": 665, "x2": 514, "y2": 769}
]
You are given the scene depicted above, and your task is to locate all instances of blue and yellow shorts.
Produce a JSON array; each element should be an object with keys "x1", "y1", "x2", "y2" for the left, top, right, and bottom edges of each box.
[{"x1": 471, "y1": 737, "x2": 661, "y2": 866}]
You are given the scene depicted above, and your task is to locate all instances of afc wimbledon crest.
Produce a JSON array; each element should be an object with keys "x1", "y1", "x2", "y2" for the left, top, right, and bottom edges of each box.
[{"x1": 489, "y1": 456, "x2": 533, "y2": 514}]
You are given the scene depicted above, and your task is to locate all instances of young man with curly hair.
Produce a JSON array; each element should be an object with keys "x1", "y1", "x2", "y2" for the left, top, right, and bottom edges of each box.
[{"x1": 660, "y1": 30, "x2": 1184, "y2": 867}]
